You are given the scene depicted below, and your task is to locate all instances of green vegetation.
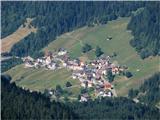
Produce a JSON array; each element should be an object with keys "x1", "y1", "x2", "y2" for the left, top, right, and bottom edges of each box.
[
  {"x1": 2, "y1": 2, "x2": 160, "y2": 119},
  {"x1": 2, "y1": 75, "x2": 160, "y2": 119},
  {"x1": 107, "y1": 69, "x2": 115, "y2": 83},
  {"x1": 1, "y1": 57, "x2": 23, "y2": 73},
  {"x1": 2, "y1": 1, "x2": 145, "y2": 57},
  {"x1": 5, "y1": 64, "x2": 80, "y2": 93},
  {"x1": 128, "y1": 2, "x2": 160, "y2": 58},
  {"x1": 124, "y1": 71, "x2": 133, "y2": 78},
  {"x1": 45, "y1": 17, "x2": 159, "y2": 96},
  {"x1": 71, "y1": 97, "x2": 160, "y2": 119},
  {"x1": 66, "y1": 82, "x2": 72, "y2": 87},
  {"x1": 128, "y1": 73, "x2": 160, "y2": 106},
  {"x1": 1, "y1": 75, "x2": 77, "y2": 119},
  {"x1": 81, "y1": 43, "x2": 92, "y2": 53},
  {"x1": 56, "y1": 85, "x2": 63, "y2": 94},
  {"x1": 95, "y1": 46, "x2": 104, "y2": 57},
  {"x1": 5, "y1": 17, "x2": 160, "y2": 97},
  {"x1": 128, "y1": 89, "x2": 139, "y2": 99}
]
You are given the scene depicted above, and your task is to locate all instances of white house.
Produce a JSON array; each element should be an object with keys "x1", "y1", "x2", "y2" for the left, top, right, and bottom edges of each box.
[
  {"x1": 25, "y1": 62, "x2": 34, "y2": 68},
  {"x1": 62, "y1": 62, "x2": 67, "y2": 67},
  {"x1": 23, "y1": 56, "x2": 34, "y2": 62},
  {"x1": 72, "y1": 74, "x2": 77, "y2": 79},
  {"x1": 107, "y1": 91, "x2": 112, "y2": 97},
  {"x1": 58, "y1": 49, "x2": 67, "y2": 56},
  {"x1": 79, "y1": 96, "x2": 88, "y2": 102},
  {"x1": 81, "y1": 82, "x2": 86, "y2": 87},
  {"x1": 88, "y1": 81, "x2": 93, "y2": 88},
  {"x1": 48, "y1": 63, "x2": 56, "y2": 70},
  {"x1": 45, "y1": 56, "x2": 52, "y2": 65}
]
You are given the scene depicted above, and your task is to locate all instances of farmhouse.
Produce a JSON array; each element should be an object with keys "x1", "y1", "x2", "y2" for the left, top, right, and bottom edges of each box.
[
  {"x1": 58, "y1": 48, "x2": 67, "y2": 56},
  {"x1": 25, "y1": 61, "x2": 34, "y2": 68}
]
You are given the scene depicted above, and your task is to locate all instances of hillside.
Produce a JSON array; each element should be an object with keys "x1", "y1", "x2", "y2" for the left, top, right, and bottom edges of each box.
[
  {"x1": 5, "y1": 17, "x2": 160, "y2": 97},
  {"x1": 1, "y1": 18, "x2": 37, "y2": 53},
  {"x1": 71, "y1": 97, "x2": 160, "y2": 119},
  {"x1": 2, "y1": 1, "x2": 145, "y2": 57},
  {"x1": 1, "y1": 75, "x2": 77, "y2": 119},
  {"x1": 5, "y1": 64, "x2": 80, "y2": 95},
  {"x1": 128, "y1": 73, "x2": 160, "y2": 107},
  {"x1": 45, "y1": 17, "x2": 159, "y2": 96},
  {"x1": 2, "y1": 74, "x2": 159, "y2": 119},
  {"x1": 128, "y1": 2, "x2": 160, "y2": 58}
]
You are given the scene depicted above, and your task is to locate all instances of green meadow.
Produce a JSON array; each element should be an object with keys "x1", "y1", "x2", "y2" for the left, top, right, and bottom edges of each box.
[{"x1": 6, "y1": 64, "x2": 80, "y2": 93}]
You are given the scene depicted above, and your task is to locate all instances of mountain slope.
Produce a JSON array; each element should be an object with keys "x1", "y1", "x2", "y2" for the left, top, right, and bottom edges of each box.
[
  {"x1": 44, "y1": 17, "x2": 159, "y2": 96},
  {"x1": 2, "y1": 74, "x2": 159, "y2": 119},
  {"x1": 127, "y1": 2, "x2": 160, "y2": 58},
  {"x1": 1, "y1": 18, "x2": 37, "y2": 53},
  {"x1": 5, "y1": 17, "x2": 159, "y2": 97},
  {"x1": 70, "y1": 97, "x2": 160, "y2": 119},
  {"x1": 1, "y1": 75, "x2": 77, "y2": 119},
  {"x1": 2, "y1": 1, "x2": 145, "y2": 56}
]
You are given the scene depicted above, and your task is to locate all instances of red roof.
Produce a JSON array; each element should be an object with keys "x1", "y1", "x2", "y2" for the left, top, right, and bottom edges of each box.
[{"x1": 104, "y1": 83, "x2": 112, "y2": 89}]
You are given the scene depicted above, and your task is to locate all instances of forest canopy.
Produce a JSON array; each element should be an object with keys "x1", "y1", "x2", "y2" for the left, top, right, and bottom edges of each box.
[
  {"x1": 1, "y1": 74, "x2": 160, "y2": 119},
  {"x1": 127, "y1": 2, "x2": 160, "y2": 58},
  {"x1": 1, "y1": 1, "x2": 146, "y2": 57}
]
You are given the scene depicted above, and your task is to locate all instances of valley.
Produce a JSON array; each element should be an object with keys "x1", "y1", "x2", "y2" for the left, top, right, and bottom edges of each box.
[{"x1": 5, "y1": 17, "x2": 159, "y2": 100}]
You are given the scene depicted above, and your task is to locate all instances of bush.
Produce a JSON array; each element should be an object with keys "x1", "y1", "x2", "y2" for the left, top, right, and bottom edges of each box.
[
  {"x1": 107, "y1": 70, "x2": 115, "y2": 83},
  {"x1": 82, "y1": 44, "x2": 92, "y2": 53},
  {"x1": 56, "y1": 85, "x2": 63, "y2": 94},
  {"x1": 95, "y1": 46, "x2": 104, "y2": 57},
  {"x1": 66, "y1": 82, "x2": 72, "y2": 87},
  {"x1": 80, "y1": 88, "x2": 87, "y2": 94},
  {"x1": 125, "y1": 71, "x2": 133, "y2": 78},
  {"x1": 128, "y1": 89, "x2": 139, "y2": 98}
]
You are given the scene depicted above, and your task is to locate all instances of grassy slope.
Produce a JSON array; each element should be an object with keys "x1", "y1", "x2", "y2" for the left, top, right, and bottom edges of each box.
[
  {"x1": 45, "y1": 17, "x2": 160, "y2": 96},
  {"x1": 6, "y1": 64, "x2": 80, "y2": 93},
  {"x1": 5, "y1": 17, "x2": 160, "y2": 97}
]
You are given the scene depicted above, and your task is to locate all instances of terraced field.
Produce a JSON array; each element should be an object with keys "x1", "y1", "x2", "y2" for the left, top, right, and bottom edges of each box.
[{"x1": 5, "y1": 17, "x2": 160, "y2": 97}]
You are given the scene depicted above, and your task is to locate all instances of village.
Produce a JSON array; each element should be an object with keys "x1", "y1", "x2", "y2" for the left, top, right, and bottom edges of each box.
[{"x1": 22, "y1": 48, "x2": 127, "y2": 102}]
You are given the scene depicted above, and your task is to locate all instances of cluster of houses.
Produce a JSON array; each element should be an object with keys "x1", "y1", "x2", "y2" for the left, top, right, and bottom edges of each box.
[
  {"x1": 22, "y1": 48, "x2": 68, "y2": 70},
  {"x1": 22, "y1": 48, "x2": 127, "y2": 102}
]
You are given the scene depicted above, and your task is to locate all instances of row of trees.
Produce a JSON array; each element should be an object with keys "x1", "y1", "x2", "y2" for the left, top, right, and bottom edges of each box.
[
  {"x1": 127, "y1": 2, "x2": 160, "y2": 59},
  {"x1": 2, "y1": 1, "x2": 146, "y2": 57}
]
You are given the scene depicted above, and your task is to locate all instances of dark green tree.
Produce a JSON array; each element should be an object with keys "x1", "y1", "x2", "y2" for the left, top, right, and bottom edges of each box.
[
  {"x1": 128, "y1": 89, "x2": 139, "y2": 98},
  {"x1": 66, "y1": 81, "x2": 72, "y2": 87},
  {"x1": 56, "y1": 85, "x2": 63, "y2": 94},
  {"x1": 125, "y1": 71, "x2": 133, "y2": 78},
  {"x1": 95, "y1": 46, "x2": 104, "y2": 57},
  {"x1": 82, "y1": 44, "x2": 92, "y2": 53},
  {"x1": 107, "y1": 70, "x2": 115, "y2": 82}
]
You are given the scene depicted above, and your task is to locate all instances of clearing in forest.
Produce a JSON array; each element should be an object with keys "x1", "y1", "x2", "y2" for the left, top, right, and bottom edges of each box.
[{"x1": 1, "y1": 18, "x2": 37, "y2": 53}]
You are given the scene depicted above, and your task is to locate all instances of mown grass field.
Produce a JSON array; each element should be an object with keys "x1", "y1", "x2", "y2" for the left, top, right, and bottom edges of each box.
[
  {"x1": 5, "y1": 17, "x2": 160, "y2": 97},
  {"x1": 5, "y1": 64, "x2": 80, "y2": 93}
]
